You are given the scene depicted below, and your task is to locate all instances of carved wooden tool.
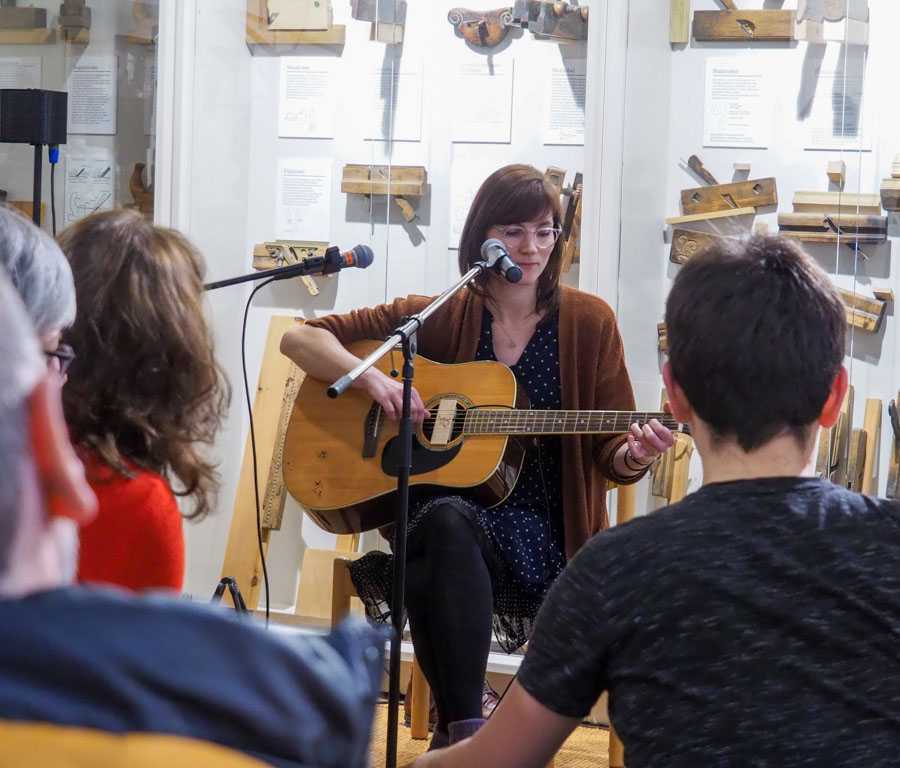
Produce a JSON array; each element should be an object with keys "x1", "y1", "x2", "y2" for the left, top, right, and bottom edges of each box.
[
  {"x1": 59, "y1": 0, "x2": 90, "y2": 41},
  {"x1": 881, "y1": 178, "x2": 900, "y2": 212},
  {"x1": 341, "y1": 164, "x2": 426, "y2": 222},
  {"x1": 792, "y1": 191, "x2": 881, "y2": 215},
  {"x1": 687, "y1": 155, "x2": 718, "y2": 186},
  {"x1": 816, "y1": 386, "x2": 853, "y2": 487},
  {"x1": 680, "y1": 178, "x2": 777, "y2": 215},
  {"x1": 888, "y1": 397, "x2": 900, "y2": 500},
  {"x1": 665, "y1": 207, "x2": 755, "y2": 226},
  {"x1": 267, "y1": 0, "x2": 332, "y2": 31},
  {"x1": 837, "y1": 288, "x2": 890, "y2": 334},
  {"x1": 797, "y1": 0, "x2": 868, "y2": 23},
  {"x1": 692, "y1": 10, "x2": 795, "y2": 41},
  {"x1": 717, "y1": 0, "x2": 737, "y2": 9},
  {"x1": 447, "y1": 7, "x2": 513, "y2": 47},
  {"x1": 127, "y1": 163, "x2": 153, "y2": 218},
  {"x1": 657, "y1": 323, "x2": 668, "y2": 353},
  {"x1": 0, "y1": 0, "x2": 46, "y2": 29},
  {"x1": 777, "y1": 212, "x2": 887, "y2": 245},
  {"x1": 531, "y1": 1, "x2": 587, "y2": 40},
  {"x1": 351, "y1": 0, "x2": 405, "y2": 43},
  {"x1": 252, "y1": 241, "x2": 328, "y2": 296},
  {"x1": 670, "y1": 0, "x2": 690, "y2": 44},
  {"x1": 669, "y1": 229, "x2": 730, "y2": 265}
]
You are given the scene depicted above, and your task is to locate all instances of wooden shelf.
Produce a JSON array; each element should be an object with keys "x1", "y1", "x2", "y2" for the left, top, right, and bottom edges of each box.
[{"x1": 0, "y1": 27, "x2": 55, "y2": 44}]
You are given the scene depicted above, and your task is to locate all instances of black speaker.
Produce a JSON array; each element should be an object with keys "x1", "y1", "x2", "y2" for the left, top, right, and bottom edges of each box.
[{"x1": 0, "y1": 89, "x2": 68, "y2": 145}]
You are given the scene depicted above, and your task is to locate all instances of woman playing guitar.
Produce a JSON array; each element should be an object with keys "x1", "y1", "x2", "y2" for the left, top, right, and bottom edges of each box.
[{"x1": 280, "y1": 164, "x2": 675, "y2": 746}]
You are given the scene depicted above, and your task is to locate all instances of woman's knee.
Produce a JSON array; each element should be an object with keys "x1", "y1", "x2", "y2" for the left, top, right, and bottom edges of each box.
[{"x1": 421, "y1": 502, "x2": 479, "y2": 550}]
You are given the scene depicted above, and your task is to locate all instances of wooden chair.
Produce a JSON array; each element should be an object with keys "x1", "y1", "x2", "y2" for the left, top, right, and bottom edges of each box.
[{"x1": 0, "y1": 721, "x2": 268, "y2": 767}]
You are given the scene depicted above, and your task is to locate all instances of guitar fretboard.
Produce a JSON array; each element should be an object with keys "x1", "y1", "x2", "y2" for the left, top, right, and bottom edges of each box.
[{"x1": 462, "y1": 410, "x2": 687, "y2": 436}]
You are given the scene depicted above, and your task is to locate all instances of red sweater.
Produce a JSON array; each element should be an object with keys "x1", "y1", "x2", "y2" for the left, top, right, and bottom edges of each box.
[{"x1": 76, "y1": 452, "x2": 185, "y2": 592}]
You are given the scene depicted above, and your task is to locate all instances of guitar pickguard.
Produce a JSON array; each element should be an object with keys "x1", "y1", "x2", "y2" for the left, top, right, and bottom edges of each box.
[{"x1": 381, "y1": 435, "x2": 462, "y2": 477}]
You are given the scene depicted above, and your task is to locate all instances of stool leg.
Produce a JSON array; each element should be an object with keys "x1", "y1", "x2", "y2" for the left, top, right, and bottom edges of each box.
[
  {"x1": 331, "y1": 558, "x2": 353, "y2": 626},
  {"x1": 410, "y1": 657, "x2": 431, "y2": 740},
  {"x1": 610, "y1": 725, "x2": 625, "y2": 768}
]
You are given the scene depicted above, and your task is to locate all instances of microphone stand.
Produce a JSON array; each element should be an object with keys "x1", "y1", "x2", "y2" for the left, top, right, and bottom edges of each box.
[
  {"x1": 203, "y1": 246, "x2": 341, "y2": 291},
  {"x1": 328, "y1": 258, "x2": 493, "y2": 768}
]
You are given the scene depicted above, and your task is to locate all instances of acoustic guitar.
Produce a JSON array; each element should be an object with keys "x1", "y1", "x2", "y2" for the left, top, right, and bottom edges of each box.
[{"x1": 283, "y1": 340, "x2": 689, "y2": 533}]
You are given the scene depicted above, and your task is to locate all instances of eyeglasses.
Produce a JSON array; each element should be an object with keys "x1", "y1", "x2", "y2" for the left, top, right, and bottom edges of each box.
[
  {"x1": 45, "y1": 343, "x2": 76, "y2": 375},
  {"x1": 493, "y1": 225, "x2": 562, "y2": 249}
]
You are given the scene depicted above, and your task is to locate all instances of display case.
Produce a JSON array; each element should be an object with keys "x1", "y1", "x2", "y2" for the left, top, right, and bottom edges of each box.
[{"x1": 0, "y1": 0, "x2": 158, "y2": 233}]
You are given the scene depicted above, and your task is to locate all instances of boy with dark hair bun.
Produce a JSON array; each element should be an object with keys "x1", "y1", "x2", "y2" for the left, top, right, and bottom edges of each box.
[{"x1": 416, "y1": 235, "x2": 900, "y2": 768}]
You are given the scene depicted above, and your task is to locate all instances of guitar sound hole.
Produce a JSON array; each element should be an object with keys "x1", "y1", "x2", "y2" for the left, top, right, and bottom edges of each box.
[{"x1": 420, "y1": 400, "x2": 467, "y2": 448}]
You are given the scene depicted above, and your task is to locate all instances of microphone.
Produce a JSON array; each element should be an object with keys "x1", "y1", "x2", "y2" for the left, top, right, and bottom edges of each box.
[
  {"x1": 480, "y1": 238, "x2": 523, "y2": 283},
  {"x1": 327, "y1": 244, "x2": 375, "y2": 273},
  {"x1": 203, "y1": 244, "x2": 374, "y2": 290}
]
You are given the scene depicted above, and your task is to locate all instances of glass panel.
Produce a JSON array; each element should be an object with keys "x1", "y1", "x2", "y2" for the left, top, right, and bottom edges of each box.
[
  {"x1": 0, "y1": 0, "x2": 158, "y2": 235},
  {"x1": 616, "y1": 0, "x2": 895, "y2": 514}
]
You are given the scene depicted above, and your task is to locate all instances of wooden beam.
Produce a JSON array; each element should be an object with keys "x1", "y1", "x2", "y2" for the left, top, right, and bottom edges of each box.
[
  {"x1": 670, "y1": 0, "x2": 690, "y2": 44},
  {"x1": 792, "y1": 191, "x2": 881, "y2": 215},
  {"x1": 680, "y1": 178, "x2": 777, "y2": 215},
  {"x1": 692, "y1": 10, "x2": 795, "y2": 42},
  {"x1": 220, "y1": 315, "x2": 302, "y2": 609},
  {"x1": 862, "y1": 399, "x2": 882, "y2": 496},
  {"x1": 665, "y1": 207, "x2": 755, "y2": 226},
  {"x1": 669, "y1": 228, "x2": 730, "y2": 265},
  {"x1": 847, "y1": 428, "x2": 866, "y2": 493}
]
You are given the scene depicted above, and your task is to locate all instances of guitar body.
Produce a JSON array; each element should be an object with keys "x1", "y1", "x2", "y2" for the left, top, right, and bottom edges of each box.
[{"x1": 283, "y1": 340, "x2": 527, "y2": 533}]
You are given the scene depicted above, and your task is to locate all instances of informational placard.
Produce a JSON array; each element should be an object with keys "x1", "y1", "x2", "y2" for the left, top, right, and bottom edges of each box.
[
  {"x1": 805, "y1": 44, "x2": 871, "y2": 151},
  {"x1": 276, "y1": 158, "x2": 332, "y2": 241},
  {"x1": 365, "y1": 62, "x2": 423, "y2": 142},
  {"x1": 543, "y1": 59, "x2": 586, "y2": 145},
  {"x1": 65, "y1": 152, "x2": 115, "y2": 225},
  {"x1": 703, "y1": 57, "x2": 774, "y2": 149},
  {"x1": 278, "y1": 58, "x2": 338, "y2": 139},
  {"x1": 0, "y1": 57, "x2": 41, "y2": 88},
  {"x1": 452, "y1": 61, "x2": 514, "y2": 144},
  {"x1": 67, "y1": 56, "x2": 117, "y2": 135},
  {"x1": 449, "y1": 146, "x2": 507, "y2": 245}
]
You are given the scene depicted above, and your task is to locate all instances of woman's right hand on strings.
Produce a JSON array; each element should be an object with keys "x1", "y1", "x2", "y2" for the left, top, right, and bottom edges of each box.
[{"x1": 357, "y1": 367, "x2": 427, "y2": 424}]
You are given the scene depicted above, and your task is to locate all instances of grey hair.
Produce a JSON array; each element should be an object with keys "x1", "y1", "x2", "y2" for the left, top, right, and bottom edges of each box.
[
  {"x1": 0, "y1": 270, "x2": 45, "y2": 571},
  {"x1": 0, "y1": 205, "x2": 76, "y2": 337}
]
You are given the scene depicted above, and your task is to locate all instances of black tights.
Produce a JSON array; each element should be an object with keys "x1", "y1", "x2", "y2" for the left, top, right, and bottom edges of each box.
[{"x1": 404, "y1": 503, "x2": 494, "y2": 732}]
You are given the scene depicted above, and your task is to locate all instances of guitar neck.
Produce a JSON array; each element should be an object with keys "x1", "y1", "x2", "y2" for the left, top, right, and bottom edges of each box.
[{"x1": 463, "y1": 410, "x2": 689, "y2": 436}]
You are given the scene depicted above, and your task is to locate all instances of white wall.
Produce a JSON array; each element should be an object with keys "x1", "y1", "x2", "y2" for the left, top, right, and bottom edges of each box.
[{"x1": 182, "y1": 1, "x2": 592, "y2": 604}]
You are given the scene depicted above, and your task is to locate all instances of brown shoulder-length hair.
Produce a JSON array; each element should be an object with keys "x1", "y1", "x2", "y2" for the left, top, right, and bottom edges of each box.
[
  {"x1": 458, "y1": 164, "x2": 564, "y2": 315},
  {"x1": 58, "y1": 209, "x2": 230, "y2": 520}
]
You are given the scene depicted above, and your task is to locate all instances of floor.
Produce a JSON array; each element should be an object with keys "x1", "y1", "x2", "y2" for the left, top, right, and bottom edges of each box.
[{"x1": 369, "y1": 703, "x2": 611, "y2": 768}]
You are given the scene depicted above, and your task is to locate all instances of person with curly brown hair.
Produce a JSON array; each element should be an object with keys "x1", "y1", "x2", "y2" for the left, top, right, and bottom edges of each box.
[{"x1": 57, "y1": 209, "x2": 230, "y2": 592}]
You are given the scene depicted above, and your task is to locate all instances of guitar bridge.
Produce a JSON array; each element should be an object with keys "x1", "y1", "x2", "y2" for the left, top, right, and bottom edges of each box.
[{"x1": 363, "y1": 402, "x2": 383, "y2": 459}]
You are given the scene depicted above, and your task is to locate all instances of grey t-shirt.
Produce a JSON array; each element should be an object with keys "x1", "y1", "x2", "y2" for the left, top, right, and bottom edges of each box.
[{"x1": 518, "y1": 477, "x2": 900, "y2": 767}]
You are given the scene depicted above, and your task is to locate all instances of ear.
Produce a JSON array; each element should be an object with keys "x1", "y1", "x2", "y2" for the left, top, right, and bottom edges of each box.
[
  {"x1": 662, "y1": 362, "x2": 693, "y2": 424},
  {"x1": 28, "y1": 373, "x2": 97, "y2": 526},
  {"x1": 818, "y1": 366, "x2": 849, "y2": 429}
]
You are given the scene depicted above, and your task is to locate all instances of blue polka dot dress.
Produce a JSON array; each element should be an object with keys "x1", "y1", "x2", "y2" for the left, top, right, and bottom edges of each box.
[{"x1": 349, "y1": 308, "x2": 567, "y2": 652}]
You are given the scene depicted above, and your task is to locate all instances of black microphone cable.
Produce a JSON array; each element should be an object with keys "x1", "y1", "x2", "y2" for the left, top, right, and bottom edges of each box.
[{"x1": 240, "y1": 275, "x2": 277, "y2": 627}]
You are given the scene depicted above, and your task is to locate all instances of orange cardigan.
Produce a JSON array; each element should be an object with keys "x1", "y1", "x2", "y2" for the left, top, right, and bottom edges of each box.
[
  {"x1": 77, "y1": 452, "x2": 184, "y2": 592},
  {"x1": 306, "y1": 284, "x2": 646, "y2": 558}
]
